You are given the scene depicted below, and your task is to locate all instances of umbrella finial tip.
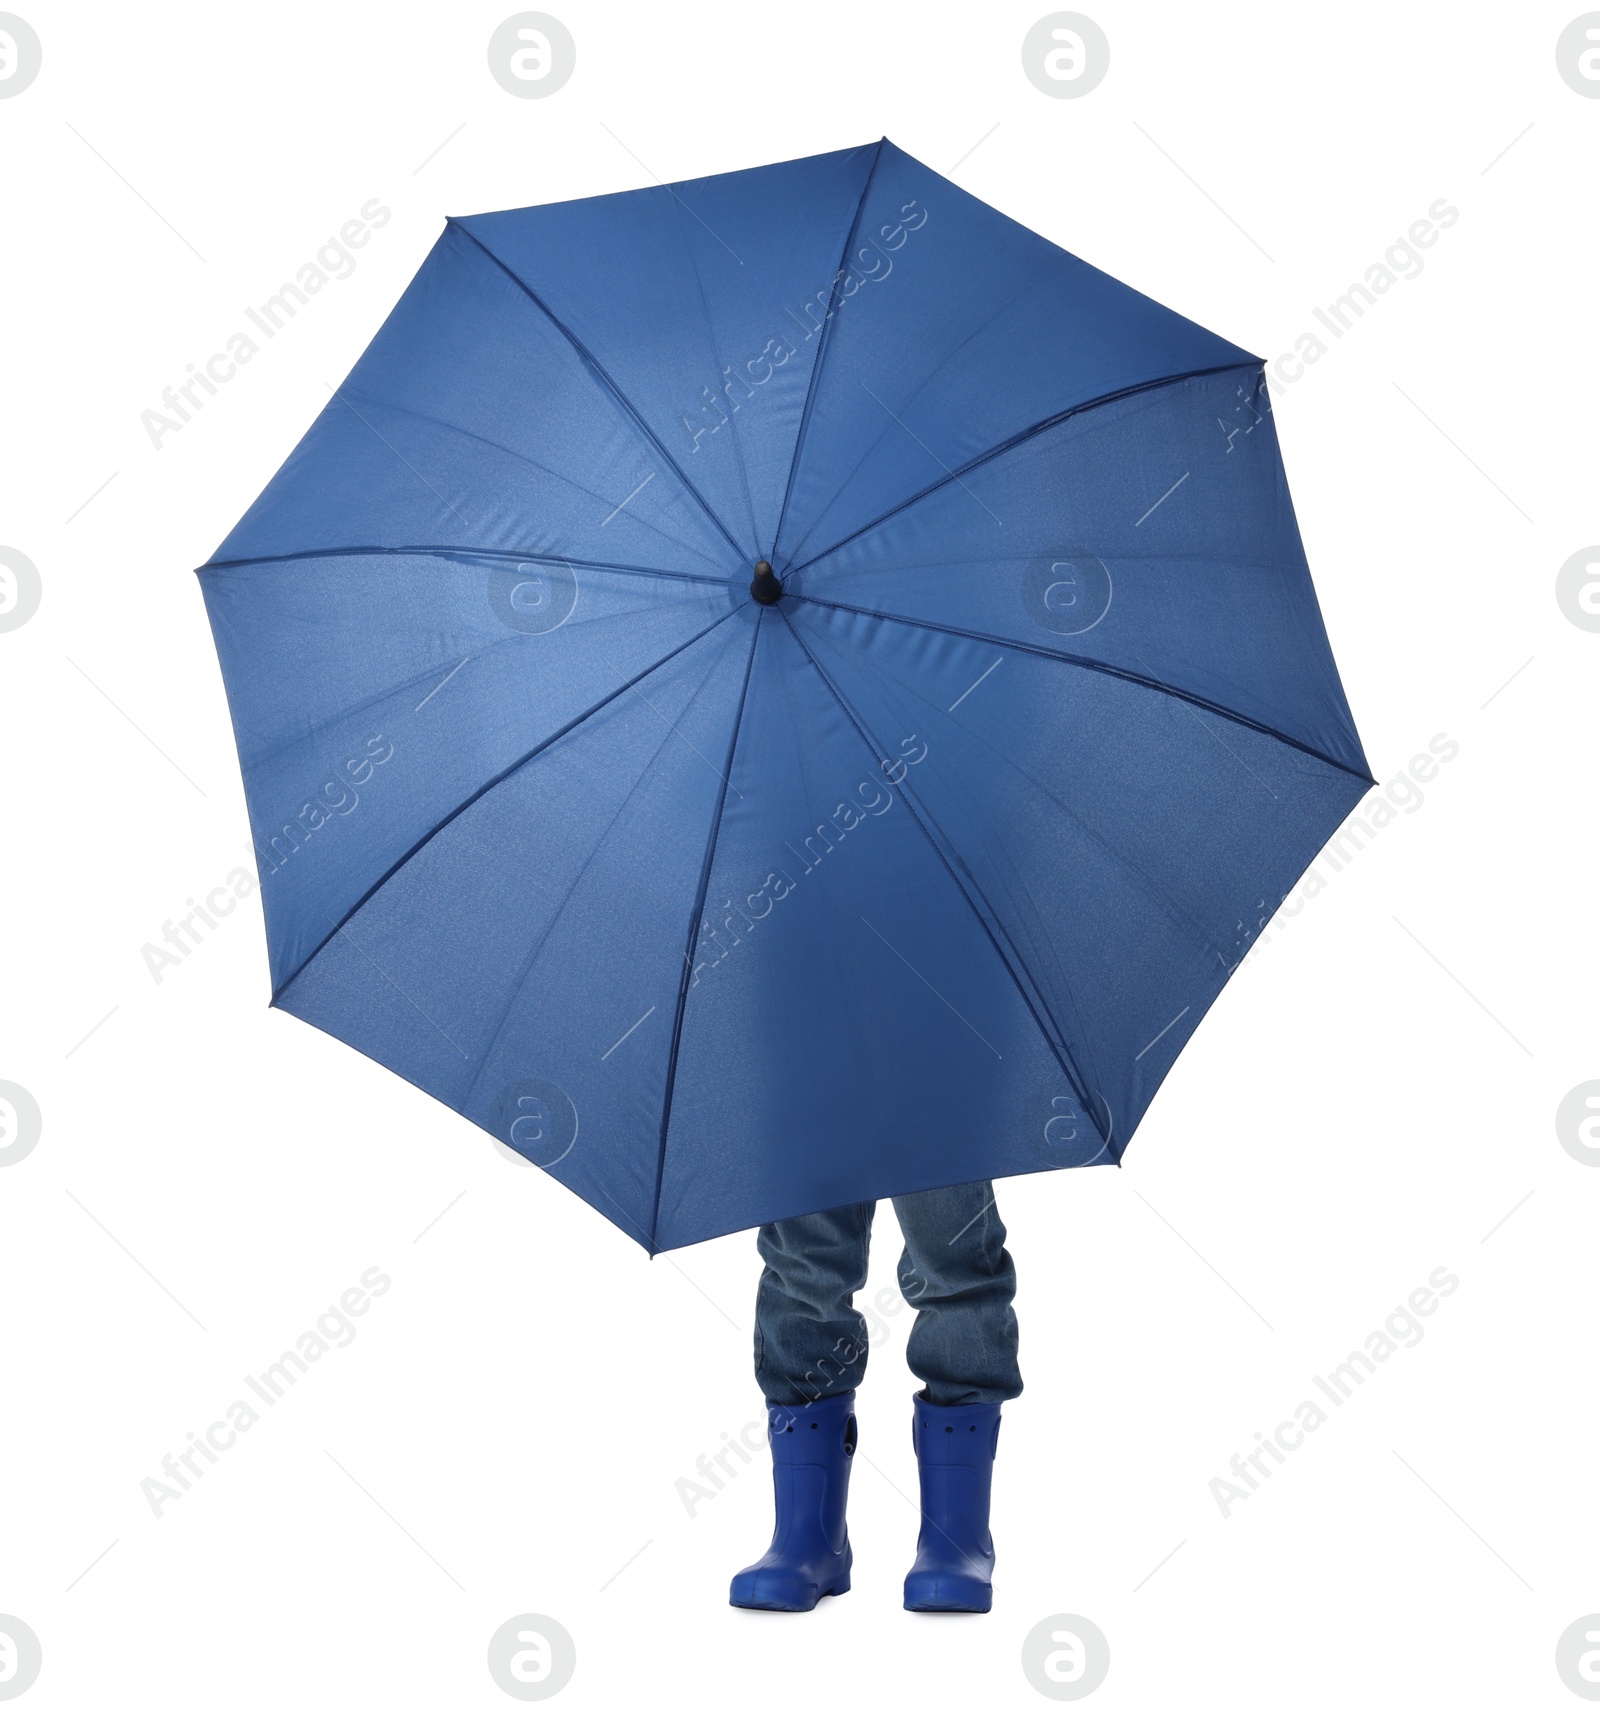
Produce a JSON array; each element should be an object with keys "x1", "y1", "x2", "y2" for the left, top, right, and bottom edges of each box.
[{"x1": 750, "y1": 560, "x2": 784, "y2": 605}]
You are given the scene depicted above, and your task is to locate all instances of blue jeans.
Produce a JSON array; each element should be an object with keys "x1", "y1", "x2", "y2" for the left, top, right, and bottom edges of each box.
[{"x1": 753, "y1": 1181, "x2": 1021, "y2": 1408}]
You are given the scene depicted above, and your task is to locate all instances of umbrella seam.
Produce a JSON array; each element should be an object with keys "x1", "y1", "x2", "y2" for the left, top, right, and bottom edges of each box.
[
  {"x1": 792, "y1": 594, "x2": 1378, "y2": 788},
  {"x1": 767, "y1": 138, "x2": 887, "y2": 564},
  {"x1": 252, "y1": 383, "x2": 735, "y2": 579},
  {"x1": 238, "y1": 626, "x2": 540, "y2": 776},
  {"x1": 447, "y1": 219, "x2": 748, "y2": 566},
  {"x1": 783, "y1": 360, "x2": 1260, "y2": 577},
  {"x1": 778, "y1": 609, "x2": 1113, "y2": 1158},
  {"x1": 269, "y1": 607, "x2": 742, "y2": 1004},
  {"x1": 648, "y1": 610, "x2": 765, "y2": 1251},
  {"x1": 776, "y1": 269, "x2": 1047, "y2": 573},
  {"x1": 235, "y1": 588, "x2": 726, "y2": 777},
  {"x1": 197, "y1": 543, "x2": 727, "y2": 587},
  {"x1": 666, "y1": 186, "x2": 765, "y2": 559},
  {"x1": 458, "y1": 631, "x2": 737, "y2": 1117},
  {"x1": 795, "y1": 615, "x2": 1233, "y2": 979}
]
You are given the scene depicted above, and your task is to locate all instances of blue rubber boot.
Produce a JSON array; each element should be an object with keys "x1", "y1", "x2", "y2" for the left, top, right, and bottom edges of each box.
[
  {"x1": 903, "y1": 1395, "x2": 1001, "y2": 1613},
  {"x1": 729, "y1": 1392, "x2": 856, "y2": 1611}
]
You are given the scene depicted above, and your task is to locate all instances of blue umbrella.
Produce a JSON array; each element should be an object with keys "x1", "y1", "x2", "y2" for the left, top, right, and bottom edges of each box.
[{"x1": 199, "y1": 139, "x2": 1372, "y2": 1254}]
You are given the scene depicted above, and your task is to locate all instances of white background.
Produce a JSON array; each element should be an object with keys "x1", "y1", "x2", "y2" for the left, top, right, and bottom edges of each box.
[{"x1": 1, "y1": 1, "x2": 1595, "y2": 1708}]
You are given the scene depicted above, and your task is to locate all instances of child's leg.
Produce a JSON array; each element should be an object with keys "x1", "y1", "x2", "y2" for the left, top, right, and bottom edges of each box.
[
  {"x1": 891, "y1": 1181, "x2": 1021, "y2": 1404},
  {"x1": 754, "y1": 1202, "x2": 875, "y2": 1405},
  {"x1": 892, "y1": 1180, "x2": 1017, "y2": 1612}
]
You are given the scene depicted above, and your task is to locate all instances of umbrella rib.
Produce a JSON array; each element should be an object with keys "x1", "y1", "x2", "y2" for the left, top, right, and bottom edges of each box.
[
  {"x1": 767, "y1": 138, "x2": 887, "y2": 563},
  {"x1": 269, "y1": 607, "x2": 742, "y2": 1005},
  {"x1": 781, "y1": 360, "x2": 1258, "y2": 578},
  {"x1": 448, "y1": 220, "x2": 747, "y2": 566},
  {"x1": 791, "y1": 594, "x2": 1376, "y2": 786},
  {"x1": 197, "y1": 543, "x2": 728, "y2": 587},
  {"x1": 648, "y1": 611, "x2": 764, "y2": 1252},
  {"x1": 778, "y1": 609, "x2": 1112, "y2": 1156}
]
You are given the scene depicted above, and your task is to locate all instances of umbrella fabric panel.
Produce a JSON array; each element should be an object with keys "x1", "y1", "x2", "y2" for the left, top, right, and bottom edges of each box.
[
  {"x1": 770, "y1": 140, "x2": 1256, "y2": 571},
  {"x1": 791, "y1": 364, "x2": 1369, "y2": 779},
  {"x1": 653, "y1": 611, "x2": 1096, "y2": 1251},
  {"x1": 209, "y1": 224, "x2": 734, "y2": 579},
  {"x1": 788, "y1": 597, "x2": 1372, "y2": 1151},
  {"x1": 201, "y1": 553, "x2": 737, "y2": 991},
  {"x1": 457, "y1": 143, "x2": 879, "y2": 560},
  {"x1": 277, "y1": 611, "x2": 756, "y2": 1246}
]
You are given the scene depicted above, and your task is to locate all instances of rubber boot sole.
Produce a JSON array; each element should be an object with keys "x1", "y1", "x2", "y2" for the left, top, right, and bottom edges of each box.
[{"x1": 730, "y1": 1571, "x2": 851, "y2": 1612}]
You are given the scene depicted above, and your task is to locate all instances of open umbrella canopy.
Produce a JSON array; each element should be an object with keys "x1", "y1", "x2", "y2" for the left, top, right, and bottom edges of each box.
[{"x1": 199, "y1": 138, "x2": 1372, "y2": 1254}]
